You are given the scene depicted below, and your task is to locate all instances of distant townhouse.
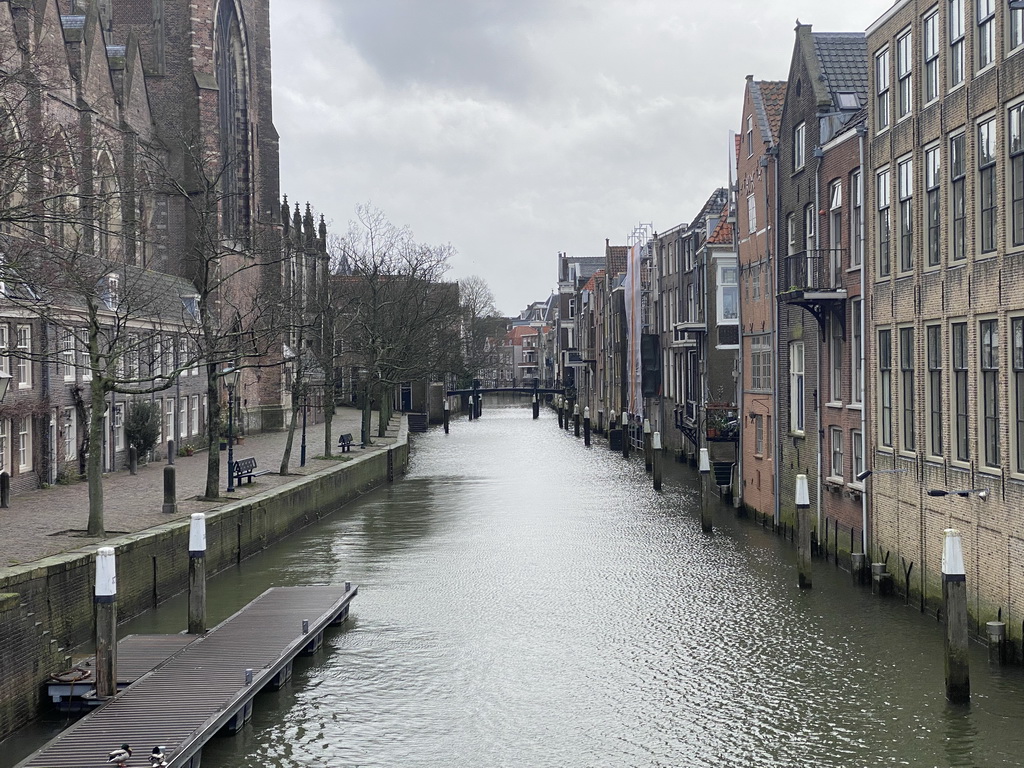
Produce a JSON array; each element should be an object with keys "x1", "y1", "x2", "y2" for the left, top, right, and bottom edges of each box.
[
  {"x1": 736, "y1": 76, "x2": 786, "y2": 520},
  {"x1": 866, "y1": 0, "x2": 1024, "y2": 651},
  {"x1": 777, "y1": 25, "x2": 867, "y2": 545}
]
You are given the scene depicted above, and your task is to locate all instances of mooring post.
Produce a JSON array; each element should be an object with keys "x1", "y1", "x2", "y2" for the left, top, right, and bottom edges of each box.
[
  {"x1": 652, "y1": 431, "x2": 663, "y2": 491},
  {"x1": 622, "y1": 417, "x2": 631, "y2": 459},
  {"x1": 699, "y1": 448, "x2": 711, "y2": 533},
  {"x1": 162, "y1": 465, "x2": 177, "y2": 515},
  {"x1": 796, "y1": 474, "x2": 812, "y2": 588},
  {"x1": 557, "y1": 396, "x2": 564, "y2": 429},
  {"x1": 583, "y1": 407, "x2": 591, "y2": 446},
  {"x1": 476, "y1": 394, "x2": 482, "y2": 419},
  {"x1": 128, "y1": 446, "x2": 138, "y2": 476},
  {"x1": 443, "y1": 399, "x2": 450, "y2": 434},
  {"x1": 943, "y1": 528, "x2": 970, "y2": 702},
  {"x1": 468, "y1": 395, "x2": 475, "y2": 422},
  {"x1": 643, "y1": 419, "x2": 652, "y2": 472},
  {"x1": 167, "y1": 439, "x2": 174, "y2": 465},
  {"x1": 532, "y1": 394, "x2": 539, "y2": 420},
  {"x1": 188, "y1": 513, "x2": 207, "y2": 635},
  {"x1": 851, "y1": 552, "x2": 867, "y2": 585},
  {"x1": 566, "y1": 399, "x2": 573, "y2": 432},
  {"x1": 94, "y1": 546, "x2": 117, "y2": 699},
  {"x1": 0, "y1": 470, "x2": 9, "y2": 508},
  {"x1": 987, "y1": 621, "x2": 1007, "y2": 665},
  {"x1": 573, "y1": 404, "x2": 580, "y2": 437}
]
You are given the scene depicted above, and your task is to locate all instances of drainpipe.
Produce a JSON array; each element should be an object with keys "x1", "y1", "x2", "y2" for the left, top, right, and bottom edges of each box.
[
  {"x1": 814, "y1": 144, "x2": 824, "y2": 539},
  {"x1": 732, "y1": 187, "x2": 743, "y2": 509},
  {"x1": 769, "y1": 145, "x2": 780, "y2": 525},
  {"x1": 857, "y1": 122, "x2": 868, "y2": 557}
]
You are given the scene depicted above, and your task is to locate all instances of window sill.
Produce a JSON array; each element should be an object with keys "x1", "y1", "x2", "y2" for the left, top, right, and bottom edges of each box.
[
  {"x1": 847, "y1": 403, "x2": 863, "y2": 411},
  {"x1": 825, "y1": 475, "x2": 845, "y2": 487},
  {"x1": 846, "y1": 481, "x2": 865, "y2": 493},
  {"x1": 846, "y1": 265, "x2": 863, "y2": 273},
  {"x1": 789, "y1": 430, "x2": 806, "y2": 439},
  {"x1": 978, "y1": 466, "x2": 1003, "y2": 477},
  {"x1": 825, "y1": 401, "x2": 844, "y2": 409}
]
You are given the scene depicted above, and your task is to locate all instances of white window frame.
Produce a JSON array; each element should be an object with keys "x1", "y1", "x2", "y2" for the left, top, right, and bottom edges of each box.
[
  {"x1": 18, "y1": 415, "x2": 31, "y2": 472},
  {"x1": 977, "y1": 0, "x2": 995, "y2": 71},
  {"x1": 790, "y1": 341, "x2": 805, "y2": 434},
  {"x1": 62, "y1": 407, "x2": 75, "y2": 461},
  {"x1": 875, "y1": 47, "x2": 891, "y2": 132},
  {"x1": 747, "y1": 193, "x2": 757, "y2": 234},
  {"x1": 923, "y1": 10, "x2": 940, "y2": 103},
  {"x1": 949, "y1": 0, "x2": 965, "y2": 87},
  {"x1": 830, "y1": 427, "x2": 845, "y2": 480},
  {"x1": 793, "y1": 122, "x2": 806, "y2": 171},
  {"x1": 896, "y1": 29, "x2": 913, "y2": 119},
  {"x1": 16, "y1": 324, "x2": 31, "y2": 390}
]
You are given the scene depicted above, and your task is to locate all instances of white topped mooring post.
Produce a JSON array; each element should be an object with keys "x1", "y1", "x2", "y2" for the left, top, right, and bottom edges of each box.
[
  {"x1": 573, "y1": 403, "x2": 581, "y2": 437},
  {"x1": 443, "y1": 399, "x2": 450, "y2": 434},
  {"x1": 796, "y1": 474, "x2": 812, "y2": 589},
  {"x1": 942, "y1": 528, "x2": 970, "y2": 703},
  {"x1": 643, "y1": 419, "x2": 653, "y2": 472},
  {"x1": 557, "y1": 396, "x2": 564, "y2": 429},
  {"x1": 699, "y1": 447, "x2": 712, "y2": 533},
  {"x1": 652, "y1": 431, "x2": 663, "y2": 491},
  {"x1": 532, "y1": 393, "x2": 540, "y2": 420},
  {"x1": 95, "y1": 546, "x2": 117, "y2": 699},
  {"x1": 188, "y1": 513, "x2": 208, "y2": 635},
  {"x1": 583, "y1": 406, "x2": 591, "y2": 446}
]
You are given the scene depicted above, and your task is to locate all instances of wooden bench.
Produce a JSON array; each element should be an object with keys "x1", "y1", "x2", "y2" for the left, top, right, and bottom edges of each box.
[
  {"x1": 338, "y1": 433, "x2": 354, "y2": 453},
  {"x1": 232, "y1": 457, "x2": 271, "y2": 484}
]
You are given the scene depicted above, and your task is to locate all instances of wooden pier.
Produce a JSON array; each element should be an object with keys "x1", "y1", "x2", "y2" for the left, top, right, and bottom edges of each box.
[{"x1": 18, "y1": 584, "x2": 357, "y2": 768}]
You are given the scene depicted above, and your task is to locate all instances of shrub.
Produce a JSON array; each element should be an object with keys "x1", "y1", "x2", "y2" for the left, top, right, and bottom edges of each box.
[{"x1": 124, "y1": 400, "x2": 160, "y2": 455}]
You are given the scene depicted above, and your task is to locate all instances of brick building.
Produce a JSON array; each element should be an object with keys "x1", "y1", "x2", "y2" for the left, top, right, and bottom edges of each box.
[{"x1": 866, "y1": 0, "x2": 1024, "y2": 655}]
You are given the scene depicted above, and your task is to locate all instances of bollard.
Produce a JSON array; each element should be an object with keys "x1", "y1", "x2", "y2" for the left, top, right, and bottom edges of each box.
[
  {"x1": 942, "y1": 529, "x2": 970, "y2": 703},
  {"x1": 986, "y1": 621, "x2": 1007, "y2": 665},
  {"x1": 622, "y1": 418, "x2": 631, "y2": 458},
  {"x1": 167, "y1": 439, "x2": 174, "y2": 465},
  {"x1": 0, "y1": 470, "x2": 8, "y2": 509},
  {"x1": 188, "y1": 513, "x2": 207, "y2": 634},
  {"x1": 851, "y1": 552, "x2": 867, "y2": 585},
  {"x1": 162, "y1": 465, "x2": 177, "y2": 515},
  {"x1": 643, "y1": 419, "x2": 652, "y2": 472},
  {"x1": 468, "y1": 395, "x2": 475, "y2": 421},
  {"x1": 443, "y1": 400, "x2": 450, "y2": 434},
  {"x1": 597, "y1": 409, "x2": 604, "y2": 435},
  {"x1": 128, "y1": 446, "x2": 138, "y2": 475},
  {"x1": 557, "y1": 397, "x2": 564, "y2": 429},
  {"x1": 583, "y1": 407, "x2": 591, "y2": 446},
  {"x1": 476, "y1": 394, "x2": 482, "y2": 419},
  {"x1": 94, "y1": 546, "x2": 117, "y2": 699},
  {"x1": 796, "y1": 474, "x2": 812, "y2": 588},
  {"x1": 573, "y1": 404, "x2": 581, "y2": 438},
  {"x1": 871, "y1": 562, "x2": 894, "y2": 595},
  {"x1": 652, "y1": 431, "x2": 663, "y2": 491},
  {"x1": 699, "y1": 448, "x2": 712, "y2": 532},
  {"x1": 533, "y1": 394, "x2": 540, "y2": 420}
]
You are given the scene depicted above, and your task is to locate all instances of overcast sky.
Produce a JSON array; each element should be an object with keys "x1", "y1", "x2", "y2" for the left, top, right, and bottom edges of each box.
[{"x1": 269, "y1": 0, "x2": 896, "y2": 316}]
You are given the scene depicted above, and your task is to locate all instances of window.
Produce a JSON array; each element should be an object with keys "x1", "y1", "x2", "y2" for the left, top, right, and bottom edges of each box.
[
  {"x1": 898, "y1": 158, "x2": 913, "y2": 271},
  {"x1": 924, "y1": 10, "x2": 940, "y2": 102},
  {"x1": 952, "y1": 322, "x2": 969, "y2": 461},
  {"x1": 977, "y1": 0, "x2": 995, "y2": 70},
  {"x1": 1014, "y1": 318, "x2": 1024, "y2": 472},
  {"x1": 179, "y1": 397, "x2": 188, "y2": 439},
  {"x1": 831, "y1": 427, "x2": 845, "y2": 479},
  {"x1": 831, "y1": 316, "x2": 843, "y2": 403},
  {"x1": 950, "y1": 133, "x2": 966, "y2": 260},
  {"x1": 1011, "y1": 104, "x2": 1024, "y2": 247},
  {"x1": 897, "y1": 30, "x2": 912, "y2": 118},
  {"x1": 787, "y1": 213, "x2": 797, "y2": 256},
  {"x1": 59, "y1": 329, "x2": 75, "y2": 380},
  {"x1": 16, "y1": 324, "x2": 30, "y2": 389},
  {"x1": 829, "y1": 180, "x2": 843, "y2": 286},
  {"x1": 925, "y1": 146, "x2": 941, "y2": 266},
  {"x1": 754, "y1": 414, "x2": 764, "y2": 455},
  {"x1": 747, "y1": 194, "x2": 757, "y2": 234},
  {"x1": 876, "y1": 48, "x2": 891, "y2": 131},
  {"x1": 746, "y1": 115, "x2": 754, "y2": 157},
  {"x1": 152, "y1": 338, "x2": 162, "y2": 378},
  {"x1": 1012, "y1": 3, "x2": 1024, "y2": 51},
  {"x1": 927, "y1": 325, "x2": 943, "y2": 457},
  {"x1": 791, "y1": 341, "x2": 805, "y2": 433},
  {"x1": 718, "y1": 264, "x2": 738, "y2": 323},
  {"x1": 752, "y1": 337, "x2": 772, "y2": 391},
  {"x1": 851, "y1": 171, "x2": 863, "y2": 266},
  {"x1": 948, "y1": 0, "x2": 965, "y2": 87},
  {"x1": 804, "y1": 204, "x2": 815, "y2": 256},
  {"x1": 752, "y1": 263, "x2": 761, "y2": 300},
  {"x1": 18, "y1": 416, "x2": 31, "y2": 472},
  {"x1": 879, "y1": 329, "x2": 893, "y2": 447},
  {"x1": 114, "y1": 404, "x2": 124, "y2": 451},
  {"x1": 852, "y1": 299, "x2": 863, "y2": 404},
  {"x1": 62, "y1": 408, "x2": 75, "y2": 461},
  {"x1": 191, "y1": 395, "x2": 200, "y2": 436},
  {"x1": 0, "y1": 325, "x2": 8, "y2": 380},
  {"x1": 877, "y1": 169, "x2": 891, "y2": 276},
  {"x1": 0, "y1": 419, "x2": 8, "y2": 475},
  {"x1": 793, "y1": 122, "x2": 806, "y2": 171},
  {"x1": 852, "y1": 429, "x2": 864, "y2": 481},
  {"x1": 979, "y1": 118, "x2": 997, "y2": 254},
  {"x1": 980, "y1": 318, "x2": 1000, "y2": 467},
  {"x1": 900, "y1": 327, "x2": 915, "y2": 451}
]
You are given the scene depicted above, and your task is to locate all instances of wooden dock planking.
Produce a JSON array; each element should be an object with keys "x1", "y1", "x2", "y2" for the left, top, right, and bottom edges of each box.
[{"x1": 19, "y1": 585, "x2": 357, "y2": 768}]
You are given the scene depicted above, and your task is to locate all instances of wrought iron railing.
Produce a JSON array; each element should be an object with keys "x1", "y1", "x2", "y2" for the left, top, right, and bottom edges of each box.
[{"x1": 780, "y1": 249, "x2": 848, "y2": 293}]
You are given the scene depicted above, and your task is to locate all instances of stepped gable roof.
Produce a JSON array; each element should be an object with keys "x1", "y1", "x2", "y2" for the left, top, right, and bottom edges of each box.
[
  {"x1": 752, "y1": 80, "x2": 787, "y2": 145},
  {"x1": 811, "y1": 31, "x2": 868, "y2": 108}
]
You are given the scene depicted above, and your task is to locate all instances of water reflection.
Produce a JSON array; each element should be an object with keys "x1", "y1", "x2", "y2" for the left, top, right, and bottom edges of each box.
[{"x1": 4, "y1": 406, "x2": 1024, "y2": 767}]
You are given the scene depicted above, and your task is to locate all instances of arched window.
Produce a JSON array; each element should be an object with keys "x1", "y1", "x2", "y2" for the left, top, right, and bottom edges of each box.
[{"x1": 215, "y1": 0, "x2": 250, "y2": 239}]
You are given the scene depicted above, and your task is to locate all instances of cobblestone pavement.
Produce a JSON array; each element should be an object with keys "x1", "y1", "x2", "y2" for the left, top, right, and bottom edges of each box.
[{"x1": 0, "y1": 407, "x2": 397, "y2": 568}]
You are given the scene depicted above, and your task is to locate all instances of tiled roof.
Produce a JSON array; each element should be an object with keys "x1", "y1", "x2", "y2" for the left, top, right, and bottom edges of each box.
[
  {"x1": 707, "y1": 205, "x2": 734, "y2": 245},
  {"x1": 606, "y1": 244, "x2": 628, "y2": 277},
  {"x1": 689, "y1": 188, "x2": 729, "y2": 233},
  {"x1": 753, "y1": 80, "x2": 786, "y2": 145},
  {"x1": 812, "y1": 32, "x2": 868, "y2": 108},
  {"x1": 582, "y1": 269, "x2": 605, "y2": 293}
]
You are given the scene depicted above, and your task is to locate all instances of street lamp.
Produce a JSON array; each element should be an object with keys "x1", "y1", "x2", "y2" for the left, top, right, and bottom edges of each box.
[
  {"x1": 927, "y1": 488, "x2": 989, "y2": 500},
  {"x1": 223, "y1": 367, "x2": 240, "y2": 493},
  {"x1": 299, "y1": 371, "x2": 308, "y2": 468}
]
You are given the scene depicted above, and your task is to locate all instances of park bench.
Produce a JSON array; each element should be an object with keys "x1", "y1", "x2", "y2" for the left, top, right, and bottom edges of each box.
[
  {"x1": 338, "y1": 433, "x2": 354, "y2": 453},
  {"x1": 232, "y1": 456, "x2": 271, "y2": 484}
]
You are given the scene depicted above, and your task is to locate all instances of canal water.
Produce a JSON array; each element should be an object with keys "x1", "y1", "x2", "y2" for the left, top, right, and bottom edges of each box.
[{"x1": 6, "y1": 406, "x2": 1024, "y2": 767}]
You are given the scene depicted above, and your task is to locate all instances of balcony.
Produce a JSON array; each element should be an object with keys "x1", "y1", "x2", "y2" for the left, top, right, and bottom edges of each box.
[{"x1": 779, "y1": 250, "x2": 847, "y2": 332}]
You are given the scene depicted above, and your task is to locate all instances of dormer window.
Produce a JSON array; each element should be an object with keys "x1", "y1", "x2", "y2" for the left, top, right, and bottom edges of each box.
[
  {"x1": 181, "y1": 294, "x2": 200, "y2": 322},
  {"x1": 100, "y1": 273, "x2": 119, "y2": 310},
  {"x1": 837, "y1": 92, "x2": 859, "y2": 110}
]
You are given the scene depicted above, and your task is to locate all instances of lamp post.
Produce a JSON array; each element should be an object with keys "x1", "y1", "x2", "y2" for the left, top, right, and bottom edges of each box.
[
  {"x1": 300, "y1": 374, "x2": 308, "y2": 468},
  {"x1": 0, "y1": 370, "x2": 10, "y2": 509},
  {"x1": 223, "y1": 367, "x2": 240, "y2": 493}
]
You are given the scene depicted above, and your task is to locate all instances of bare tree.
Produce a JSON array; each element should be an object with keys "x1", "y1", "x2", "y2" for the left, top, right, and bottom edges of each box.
[{"x1": 458, "y1": 274, "x2": 506, "y2": 387}]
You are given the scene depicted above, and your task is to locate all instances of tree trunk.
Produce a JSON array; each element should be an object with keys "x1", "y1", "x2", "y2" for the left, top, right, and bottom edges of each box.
[
  {"x1": 377, "y1": 384, "x2": 390, "y2": 438},
  {"x1": 361, "y1": 380, "x2": 373, "y2": 447},
  {"x1": 204, "y1": 363, "x2": 221, "y2": 500},
  {"x1": 85, "y1": 377, "x2": 107, "y2": 537},
  {"x1": 279, "y1": 390, "x2": 300, "y2": 474},
  {"x1": 323, "y1": 380, "x2": 336, "y2": 457}
]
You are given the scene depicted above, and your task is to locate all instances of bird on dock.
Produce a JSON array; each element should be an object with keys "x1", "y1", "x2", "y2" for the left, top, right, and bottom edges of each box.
[
  {"x1": 149, "y1": 746, "x2": 168, "y2": 767},
  {"x1": 107, "y1": 744, "x2": 132, "y2": 766}
]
